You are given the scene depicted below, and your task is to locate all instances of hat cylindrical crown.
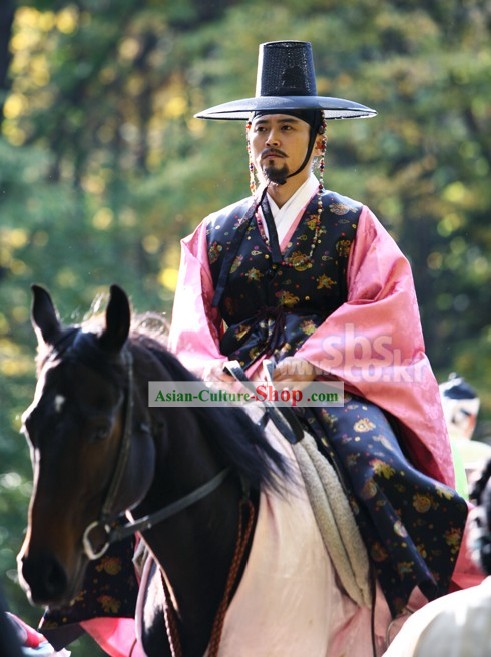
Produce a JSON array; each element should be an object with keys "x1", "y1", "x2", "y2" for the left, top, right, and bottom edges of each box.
[{"x1": 256, "y1": 41, "x2": 318, "y2": 97}]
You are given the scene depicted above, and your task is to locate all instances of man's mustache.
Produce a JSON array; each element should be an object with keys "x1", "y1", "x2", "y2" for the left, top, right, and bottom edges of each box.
[{"x1": 261, "y1": 148, "x2": 287, "y2": 159}]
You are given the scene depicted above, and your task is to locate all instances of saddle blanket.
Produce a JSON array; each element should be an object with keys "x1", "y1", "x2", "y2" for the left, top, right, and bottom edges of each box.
[{"x1": 202, "y1": 415, "x2": 399, "y2": 657}]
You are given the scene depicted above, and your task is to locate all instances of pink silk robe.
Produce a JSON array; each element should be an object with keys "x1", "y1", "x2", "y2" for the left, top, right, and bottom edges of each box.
[{"x1": 169, "y1": 203, "x2": 451, "y2": 485}]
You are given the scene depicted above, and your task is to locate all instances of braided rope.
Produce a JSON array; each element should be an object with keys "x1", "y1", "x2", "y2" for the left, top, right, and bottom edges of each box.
[
  {"x1": 207, "y1": 497, "x2": 256, "y2": 656},
  {"x1": 161, "y1": 573, "x2": 183, "y2": 657},
  {"x1": 161, "y1": 497, "x2": 255, "y2": 657}
]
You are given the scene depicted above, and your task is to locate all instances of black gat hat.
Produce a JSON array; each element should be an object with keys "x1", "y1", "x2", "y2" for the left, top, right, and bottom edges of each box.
[{"x1": 195, "y1": 40, "x2": 377, "y2": 121}]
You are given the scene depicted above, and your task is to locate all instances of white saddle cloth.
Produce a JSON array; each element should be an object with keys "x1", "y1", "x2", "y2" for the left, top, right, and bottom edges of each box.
[{"x1": 208, "y1": 409, "x2": 395, "y2": 657}]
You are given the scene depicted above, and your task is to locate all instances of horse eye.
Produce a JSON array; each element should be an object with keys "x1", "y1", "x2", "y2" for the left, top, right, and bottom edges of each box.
[{"x1": 91, "y1": 424, "x2": 111, "y2": 442}]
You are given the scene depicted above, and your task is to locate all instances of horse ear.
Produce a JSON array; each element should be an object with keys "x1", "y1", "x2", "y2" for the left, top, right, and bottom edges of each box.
[
  {"x1": 99, "y1": 284, "x2": 131, "y2": 353},
  {"x1": 31, "y1": 284, "x2": 62, "y2": 347}
]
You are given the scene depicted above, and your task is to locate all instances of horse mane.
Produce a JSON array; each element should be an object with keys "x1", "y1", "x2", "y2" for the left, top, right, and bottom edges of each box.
[{"x1": 133, "y1": 332, "x2": 291, "y2": 493}]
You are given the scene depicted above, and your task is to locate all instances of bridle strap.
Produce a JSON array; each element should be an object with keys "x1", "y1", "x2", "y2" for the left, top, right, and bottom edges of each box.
[
  {"x1": 81, "y1": 347, "x2": 232, "y2": 559},
  {"x1": 82, "y1": 468, "x2": 231, "y2": 560},
  {"x1": 101, "y1": 349, "x2": 134, "y2": 520},
  {"x1": 109, "y1": 467, "x2": 230, "y2": 543}
]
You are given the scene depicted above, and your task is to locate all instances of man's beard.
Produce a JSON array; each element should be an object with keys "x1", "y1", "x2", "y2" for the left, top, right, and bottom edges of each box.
[{"x1": 262, "y1": 162, "x2": 289, "y2": 185}]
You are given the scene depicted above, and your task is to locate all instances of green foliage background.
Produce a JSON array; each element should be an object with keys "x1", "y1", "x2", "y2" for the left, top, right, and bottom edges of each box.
[{"x1": 0, "y1": 0, "x2": 490, "y2": 654}]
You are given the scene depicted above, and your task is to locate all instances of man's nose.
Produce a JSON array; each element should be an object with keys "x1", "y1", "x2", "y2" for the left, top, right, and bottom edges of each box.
[{"x1": 266, "y1": 130, "x2": 280, "y2": 145}]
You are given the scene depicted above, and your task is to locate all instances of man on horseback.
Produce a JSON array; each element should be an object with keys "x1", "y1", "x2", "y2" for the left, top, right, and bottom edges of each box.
[
  {"x1": 168, "y1": 40, "x2": 481, "y2": 622},
  {"x1": 20, "y1": 40, "x2": 483, "y2": 657}
]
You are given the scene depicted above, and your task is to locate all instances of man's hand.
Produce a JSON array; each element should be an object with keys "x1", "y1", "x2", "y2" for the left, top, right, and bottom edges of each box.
[
  {"x1": 202, "y1": 362, "x2": 249, "y2": 393},
  {"x1": 272, "y1": 357, "x2": 321, "y2": 390}
]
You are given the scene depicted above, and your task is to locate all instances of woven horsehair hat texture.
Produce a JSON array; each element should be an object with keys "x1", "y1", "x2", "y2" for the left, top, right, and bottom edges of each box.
[{"x1": 195, "y1": 40, "x2": 377, "y2": 121}]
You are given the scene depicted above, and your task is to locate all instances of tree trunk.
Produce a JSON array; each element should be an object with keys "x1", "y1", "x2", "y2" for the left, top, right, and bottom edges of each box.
[{"x1": 0, "y1": 0, "x2": 14, "y2": 128}]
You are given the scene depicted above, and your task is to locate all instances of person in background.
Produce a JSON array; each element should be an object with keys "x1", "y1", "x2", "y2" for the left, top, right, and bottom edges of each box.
[
  {"x1": 0, "y1": 584, "x2": 69, "y2": 657},
  {"x1": 168, "y1": 39, "x2": 481, "y2": 626},
  {"x1": 382, "y1": 457, "x2": 491, "y2": 657},
  {"x1": 440, "y1": 373, "x2": 491, "y2": 494},
  {"x1": 0, "y1": 587, "x2": 23, "y2": 657},
  {"x1": 4, "y1": 611, "x2": 70, "y2": 657}
]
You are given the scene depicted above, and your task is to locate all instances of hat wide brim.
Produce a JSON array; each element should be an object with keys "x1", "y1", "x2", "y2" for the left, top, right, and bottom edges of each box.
[{"x1": 194, "y1": 95, "x2": 377, "y2": 120}]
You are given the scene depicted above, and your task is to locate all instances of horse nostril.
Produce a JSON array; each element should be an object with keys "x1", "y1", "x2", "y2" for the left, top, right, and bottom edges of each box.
[
  {"x1": 22, "y1": 554, "x2": 68, "y2": 603},
  {"x1": 44, "y1": 557, "x2": 68, "y2": 598}
]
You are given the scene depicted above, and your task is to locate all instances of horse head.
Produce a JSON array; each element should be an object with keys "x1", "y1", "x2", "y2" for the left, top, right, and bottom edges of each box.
[{"x1": 18, "y1": 284, "x2": 156, "y2": 607}]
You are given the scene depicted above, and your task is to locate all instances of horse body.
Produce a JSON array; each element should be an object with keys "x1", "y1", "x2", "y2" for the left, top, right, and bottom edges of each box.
[{"x1": 18, "y1": 285, "x2": 390, "y2": 657}]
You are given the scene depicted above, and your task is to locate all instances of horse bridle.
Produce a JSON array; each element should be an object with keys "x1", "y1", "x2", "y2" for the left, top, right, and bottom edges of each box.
[{"x1": 82, "y1": 348, "x2": 229, "y2": 560}]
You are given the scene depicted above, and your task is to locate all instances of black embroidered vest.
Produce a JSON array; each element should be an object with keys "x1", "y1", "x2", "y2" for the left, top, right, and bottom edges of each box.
[{"x1": 206, "y1": 190, "x2": 362, "y2": 368}]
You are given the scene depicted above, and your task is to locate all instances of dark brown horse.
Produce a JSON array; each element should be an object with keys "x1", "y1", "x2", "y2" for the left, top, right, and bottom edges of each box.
[
  {"x1": 18, "y1": 285, "x2": 385, "y2": 657},
  {"x1": 17, "y1": 284, "x2": 292, "y2": 657}
]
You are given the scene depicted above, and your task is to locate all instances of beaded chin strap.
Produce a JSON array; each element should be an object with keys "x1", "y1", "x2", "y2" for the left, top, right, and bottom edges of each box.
[
  {"x1": 246, "y1": 120, "x2": 256, "y2": 195},
  {"x1": 317, "y1": 114, "x2": 327, "y2": 211}
]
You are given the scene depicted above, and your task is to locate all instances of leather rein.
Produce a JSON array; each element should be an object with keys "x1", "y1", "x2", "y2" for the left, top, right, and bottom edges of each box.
[{"x1": 81, "y1": 348, "x2": 230, "y2": 560}]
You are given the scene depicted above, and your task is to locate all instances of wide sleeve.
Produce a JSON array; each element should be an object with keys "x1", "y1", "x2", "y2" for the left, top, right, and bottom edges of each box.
[
  {"x1": 296, "y1": 206, "x2": 455, "y2": 486},
  {"x1": 167, "y1": 222, "x2": 227, "y2": 377}
]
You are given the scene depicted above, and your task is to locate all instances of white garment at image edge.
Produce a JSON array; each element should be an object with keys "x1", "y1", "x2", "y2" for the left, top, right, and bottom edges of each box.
[{"x1": 382, "y1": 577, "x2": 491, "y2": 657}]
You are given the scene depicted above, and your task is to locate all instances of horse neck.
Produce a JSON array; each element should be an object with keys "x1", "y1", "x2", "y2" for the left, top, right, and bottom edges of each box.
[
  {"x1": 130, "y1": 347, "x2": 245, "y2": 648},
  {"x1": 139, "y1": 398, "x2": 243, "y2": 559}
]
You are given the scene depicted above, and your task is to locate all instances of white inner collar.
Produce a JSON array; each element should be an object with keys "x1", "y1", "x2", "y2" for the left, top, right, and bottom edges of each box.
[{"x1": 264, "y1": 173, "x2": 319, "y2": 244}]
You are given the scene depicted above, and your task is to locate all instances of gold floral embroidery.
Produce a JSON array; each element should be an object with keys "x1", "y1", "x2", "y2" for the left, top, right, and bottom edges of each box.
[
  {"x1": 208, "y1": 241, "x2": 222, "y2": 264},
  {"x1": 300, "y1": 319, "x2": 316, "y2": 336},
  {"x1": 96, "y1": 556, "x2": 122, "y2": 576},
  {"x1": 275, "y1": 290, "x2": 300, "y2": 307},
  {"x1": 371, "y1": 458, "x2": 396, "y2": 479},
  {"x1": 230, "y1": 255, "x2": 243, "y2": 273},
  {"x1": 445, "y1": 527, "x2": 462, "y2": 551},
  {"x1": 354, "y1": 418, "x2": 376, "y2": 432},
  {"x1": 336, "y1": 239, "x2": 352, "y2": 257},
  {"x1": 287, "y1": 251, "x2": 313, "y2": 271},
  {"x1": 397, "y1": 562, "x2": 414, "y2": 576},
  {"x1": 97, "y1": 595, "x2": 121, "y2": 614},
  {"x1": 317, "y1": 274, "x2": 336, "y2": 289},
  {"x1": 244, "y1": 267, "x2": 263, "y2": 282},
  {"x1": 435, "y1": 484, "x2": 455, "y2": 500},
  {"x1": 413, "y1": 493, "x2": 433, "y2": 513},
  {"x1": 361, "y1": 479, "x2": 378, "y2": 499},
  {"x1": 329, "y1": 202, "x2": 357, "y2": 215}
]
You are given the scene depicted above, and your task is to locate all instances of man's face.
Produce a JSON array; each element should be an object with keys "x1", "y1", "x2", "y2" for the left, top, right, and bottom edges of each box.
[{"x1": 249, "y1": 113, "x2": 312, "y2": 185}]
